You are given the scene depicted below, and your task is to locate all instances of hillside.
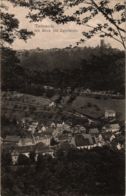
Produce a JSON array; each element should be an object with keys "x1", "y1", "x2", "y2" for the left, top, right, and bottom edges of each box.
[
  {"x1": 2, "y1": 91, "x2": 125, "y2": 122},
  {"x1": 70, "y1": 96, "x2": 125, "y2": 120},
  {"x1": 2, "y1": 46, "x2": 125, "y2": 94},
  {"x1": 17, "y1": 46, "x2": 123, "y2": 71},
  {"x1": 17, "y1": 47, "x2": 90, "y2": 71}
]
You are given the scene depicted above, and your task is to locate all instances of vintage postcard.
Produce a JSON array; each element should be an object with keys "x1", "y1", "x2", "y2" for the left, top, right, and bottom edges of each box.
[{"x1": 1, "y1": 0, "x2": 125, "y2": 196}]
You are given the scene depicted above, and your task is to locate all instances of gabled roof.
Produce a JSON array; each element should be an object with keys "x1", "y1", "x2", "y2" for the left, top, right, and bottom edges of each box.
[
  {"x1": 105, "y1": 110, "x2": 116, "y2": 114},
  {"x1": 20, "y1": 138, "x2": 35, "y2": 145},
  {"x1": 89, "y1": 128, "x2": 99, "y2": 134},
  {"x1": 109, "y1": 123, "x2": 120, "y2": 128},
  {"x1": 4, "y1": 135, "x2": 20, "y2": 142}
]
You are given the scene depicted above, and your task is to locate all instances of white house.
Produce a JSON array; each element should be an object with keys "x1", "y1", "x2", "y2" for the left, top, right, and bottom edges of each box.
[
  {"x1": 50, "y1": 122, "x2": 56, "y2": 128},
  {"x1": 89, "y1": 128, "x2": 99, "y2": 135},
  {"x1": 117, "y1": 143, "x2": 122, "y2": 150},
  {"x1": 18, "y1": 138, "x2": 35, "y2": 146},
  {"x1": 108, "y1": 123, "x2": 120, "y2": 133},
  {"x1": 41, "y1": 126, "x2": 46, "y2": 132},
  {"x1": 105, "y1": 110, "x2": 116, "y2": 119},
  {"x1": 49, "y1": 102, "x2": 56, "y2": 108},
  {"x1": 98, "y1": 134, "x2": 103, "y2": 141},
  {"x1": 110, "y1": 134, "x2": 116, "y2": 142}
]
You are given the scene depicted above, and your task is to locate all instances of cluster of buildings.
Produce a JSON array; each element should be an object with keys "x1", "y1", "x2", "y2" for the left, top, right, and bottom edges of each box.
[
  {"x1": 41, "y1": 86, "x2": 123, "y2": 98},
  {"x1": 2, "y1": 109, "x2": 124, "y2": 165},
  {"x1": 79, "y1": 88, "x2": 122, "y2": 98}
]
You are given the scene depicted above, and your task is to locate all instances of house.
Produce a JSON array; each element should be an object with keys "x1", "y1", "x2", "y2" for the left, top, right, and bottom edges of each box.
[
  {"x1": 71, "y1": 134, "x2": 97, "y2": 149},
  {"x1": 98, "y1": 134, "x2": 104, "y2": 142},
  {"x1": 18, "y1": 138, "x2": 35, "y2": 146},
  {"x1": 21, "y1": 117, "x2": 32, "y2": 124},
  {"x1": 73, "y1": 126, "x2": 81, "y2": 134},
  {"x1": 88, "y1": 119, "x2": 95, "y2": 125},
  {"x1": 52, "y1": 128, "x2": 60, "y2": 137},
  {"x1": 57, "y1": 123, "x2": 63, "y2": 128},
  {"x1": 79, "y1": 126, "x2": 86, "y2": 133},
  {"x1": 84, "y1": 88, "x2": 91, "y2": 94},
  {"x1": 32, "y1": 121, "x2": 38, "y2": 127},
  {"x1": 50, "y1": 122, "x2": 56, "y2": 128},
  {"x1": 62, "y1": 123, "x2": 71, "y2": 132},
  {"x1": 44, "y1": 85, "x2": 54, "y2": 90},
  {"x1": 105, "y1": 110, "x2": 116, "y2": 119},
  {"x1": 108, "y1": 123, "x2": 120, "y2": 133},
  {"x1": 110, "y1": 134, "x2": 116, "y2": 142},
  {"x1": 11, "y1": 151, "x2": 19, "y2": 165},
  {"x1": 41, "y1": 126, "x2": 46, "y2": 132},
  {"x1": 27, "y1": 126, "x2": 36, "y2": 133},
  {"x1": 89, "y1": 128, "x2": 99, "y2": 135},
  {"x1": 27, "y1": 122, "x2": 38, "y2": 133},
  {"x1": 116, "y1": 143, "x2": 124, "y2": 150},
  {"x1": 49, "y1": 102, "x2": 56, "y2": 108}
]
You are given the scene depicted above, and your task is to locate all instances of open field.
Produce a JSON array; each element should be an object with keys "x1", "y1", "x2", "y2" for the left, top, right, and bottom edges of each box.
[
  {"x1": 2, "y1": 91, "x2": 125, "y2": 122},
  {"x1": 70, "y1": 96, "x2": 125, "y2": 120}
]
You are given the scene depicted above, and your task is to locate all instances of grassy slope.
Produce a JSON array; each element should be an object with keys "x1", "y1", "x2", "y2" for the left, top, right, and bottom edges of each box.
[
  {"x1": 2, "y1": 91, "x2": 125, "y2": 121},
  {"x1": 2, "y1": 91, "x2": 50, "y2": 120},
  {"x1": 70, "y1": 96, "x2": 125, "y2": 120}
]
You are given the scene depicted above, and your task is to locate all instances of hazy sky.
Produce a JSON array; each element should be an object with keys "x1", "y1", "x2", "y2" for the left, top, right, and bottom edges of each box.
[{"x1": 4, "y1": 1, "x2": 124, "y2": 50}]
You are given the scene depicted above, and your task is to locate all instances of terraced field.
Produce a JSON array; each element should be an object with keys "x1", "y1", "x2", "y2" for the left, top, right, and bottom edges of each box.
[{"x1": 2, "y1": 91, "x2": 51, "y2": 120}]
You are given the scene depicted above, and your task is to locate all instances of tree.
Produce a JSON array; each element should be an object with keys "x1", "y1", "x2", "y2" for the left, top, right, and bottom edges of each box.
[
  {"x1": 1, "y1": 47, "x2": 19, "y2": 89},
  {"x1": 80, "y1": 46, "x2": 125, "y2": 93},
  {"x1": 1, "y1": 5, "x2": 33, "y2": 46},
  {"x1": 7, "y1": 0, "x2": 125, "y2": 48},
  {"x1": 1, "y1": 3, "x2": 34, "y2": 90}
]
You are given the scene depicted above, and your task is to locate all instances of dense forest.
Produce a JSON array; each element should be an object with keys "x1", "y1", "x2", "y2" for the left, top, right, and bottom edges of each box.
[
  {"x1": 2, "y1": 146, "x2": 125, "y2": 196},
  {"x1": 1, "y1": 45, "x2": 125, "y2": 95}
]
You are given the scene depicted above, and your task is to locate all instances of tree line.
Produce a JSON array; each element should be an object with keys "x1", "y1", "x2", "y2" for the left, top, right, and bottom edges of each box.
[{"x1": 1, "y1": 46, "x2": 125, "y2": 95}]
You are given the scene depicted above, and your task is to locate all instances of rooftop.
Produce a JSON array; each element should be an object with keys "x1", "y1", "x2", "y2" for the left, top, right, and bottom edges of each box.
[
  {"x1": 105, "y1": 110, "x2": 116, "y2": 114},
  {"x1": 4, "y1": 135, "x2": 20, "y2": 143},
  {"x1": 89, "y1": 128, "x2": 99, "y2": 134},
  {"x1": 75, "y1": 134, "x2": 95, "y2": 147}
]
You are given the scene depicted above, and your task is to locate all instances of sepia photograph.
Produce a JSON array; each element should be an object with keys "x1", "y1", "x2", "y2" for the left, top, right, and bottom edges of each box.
[{"x1": 1, "y1": 0, "x2": 125, "y2": 196}]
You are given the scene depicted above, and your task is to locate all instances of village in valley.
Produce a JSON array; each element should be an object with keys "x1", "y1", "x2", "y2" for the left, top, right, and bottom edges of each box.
[{"x1": 2, "y1": 87, "x2": 125, "y2": 165}]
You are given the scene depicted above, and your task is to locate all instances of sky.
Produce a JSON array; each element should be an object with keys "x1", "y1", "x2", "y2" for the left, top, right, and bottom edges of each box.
[{"x1": 3, "y1": 0, "x2": 124, "y2": 50}]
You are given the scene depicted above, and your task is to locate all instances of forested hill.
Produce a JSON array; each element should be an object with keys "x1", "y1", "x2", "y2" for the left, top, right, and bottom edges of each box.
[
  {"x1": 2, "y1": 46, "x2": 125, "y2": 94},
  {"x1": 17, "y1": 46, "x2": 124, "y2": 71}
]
